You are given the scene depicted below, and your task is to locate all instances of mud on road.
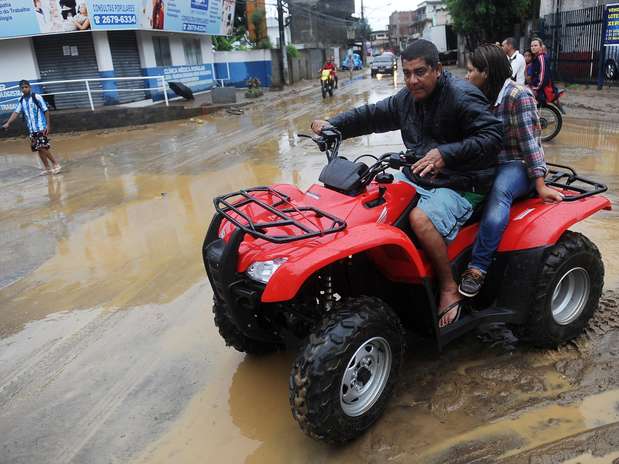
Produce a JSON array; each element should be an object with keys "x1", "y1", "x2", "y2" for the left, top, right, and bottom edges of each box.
[{"x1": 0, "y1": 71, "x2": 618, "y2": 464}]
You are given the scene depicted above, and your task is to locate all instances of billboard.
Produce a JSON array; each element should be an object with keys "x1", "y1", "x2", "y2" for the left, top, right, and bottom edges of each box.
[
  {"x1": 0, "y1": 0, "x2": 236, "y2": 38},
  {"x1": 605, "y1": 3, "x2": 619, "y2": 46}
]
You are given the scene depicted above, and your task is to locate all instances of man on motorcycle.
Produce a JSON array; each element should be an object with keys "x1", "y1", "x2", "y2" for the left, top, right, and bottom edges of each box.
[
  {"x1": 320, "y1": 56, "x2": 338, "y2": 88},
  {"x1": 311, "y1": 40, "x2": 503, "y2": 327}
]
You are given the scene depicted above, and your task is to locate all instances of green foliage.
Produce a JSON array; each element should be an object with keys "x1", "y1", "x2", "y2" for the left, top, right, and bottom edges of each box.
[
  {"x1": 213, "y1": 3, "x2": 269, "y2": 51},
  {"x1": 445, "y1": 0, "x2": 531, "y2": 50},
  {"x1": 287, "y1": 44, "x2": 300, "y2": 59},
  {"x1": 256, "y1": 37, "x2": 273, "y2": 49},
  {"x1": 213, "y1": 36, "x2": 234, "y2": 51}
]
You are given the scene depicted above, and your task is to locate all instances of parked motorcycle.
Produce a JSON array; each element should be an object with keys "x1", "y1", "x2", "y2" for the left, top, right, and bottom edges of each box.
[{"x1": 539, "y1": 88, "x2": 566, "y2": 142}]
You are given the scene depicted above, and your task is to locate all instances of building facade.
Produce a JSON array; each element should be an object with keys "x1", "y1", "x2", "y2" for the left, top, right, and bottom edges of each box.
[
  {"x1": 288, "y1": 0, "x2": 356, "y2": 47},
  {"x1": 0, "y1": 1, "x2": 272, "y2": 115},
  {"x1": 410, "y1": 1, "x2": 454, "y2": 53},
  {"x1": 389, "y1": 11, "x2": 417, "y2": 50},
  {"x1": 370, "y1": 30, "x2": 390, "y2": 54},
  {"x1": 540, "y1": 0, "x2": 612, "y2": 17}
]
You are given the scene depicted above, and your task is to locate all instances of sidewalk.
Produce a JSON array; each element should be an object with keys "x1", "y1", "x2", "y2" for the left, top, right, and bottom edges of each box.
[
  {"x1": 1, "y1": 90, "x2": 256, "y2": 139},
  {"x1": 0, "y1": 70, "x2": 370, "y2": 139},
  {"x1": 0, "y1": 86, "x2": 269, "y2": 139}
]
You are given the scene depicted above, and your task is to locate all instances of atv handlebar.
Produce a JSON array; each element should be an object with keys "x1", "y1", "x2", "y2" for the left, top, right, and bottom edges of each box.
[{"x1": 299, "y1": 127, "x2": 418, "y2": 189}]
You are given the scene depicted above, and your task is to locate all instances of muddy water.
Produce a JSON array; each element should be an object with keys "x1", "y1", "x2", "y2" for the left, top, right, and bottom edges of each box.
[{"x1": 1, "y1": 75, "x2": 618, "y2": 464}]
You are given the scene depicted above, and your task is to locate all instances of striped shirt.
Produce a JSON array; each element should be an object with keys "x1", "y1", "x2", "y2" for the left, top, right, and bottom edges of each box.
[
  {"x1": 14, "y1": 93, "x2": 48, "y2": 134},
  {"x1": 494, "y1": 79, "x2": 547, "y2": 178}
]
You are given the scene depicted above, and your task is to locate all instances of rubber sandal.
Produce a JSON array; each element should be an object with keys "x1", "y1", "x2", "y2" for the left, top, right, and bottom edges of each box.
[{"x1": 438, "y1": 300, "x2": 463, "y2": 328}]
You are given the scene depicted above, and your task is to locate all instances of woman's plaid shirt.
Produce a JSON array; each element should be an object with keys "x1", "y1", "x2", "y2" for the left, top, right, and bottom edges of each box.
[{"x1": 493, "y1": 79, "x2": 547, "y2": 178}]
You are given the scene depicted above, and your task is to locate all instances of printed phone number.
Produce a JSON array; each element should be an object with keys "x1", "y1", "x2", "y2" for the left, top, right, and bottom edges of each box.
[
  {"x1": 183, "y1": 22, "x2": 207, "y2": 32},
  {"x1": 93, "y1": 14, "x2": 137, "y2": 25}
]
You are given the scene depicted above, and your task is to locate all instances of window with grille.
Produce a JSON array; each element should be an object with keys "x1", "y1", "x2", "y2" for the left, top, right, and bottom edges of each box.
[
  {"x1": 183, "y1": 38, "x2": 203, "y2": 65},
  {"x1": 153, "y1": 36, "x2": 172, "y2": 67}
]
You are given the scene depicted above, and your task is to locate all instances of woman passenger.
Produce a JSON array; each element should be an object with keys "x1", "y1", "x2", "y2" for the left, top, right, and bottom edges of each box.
[{"x1": 458, "y1": 44, "x2": 563, "y2": 298}]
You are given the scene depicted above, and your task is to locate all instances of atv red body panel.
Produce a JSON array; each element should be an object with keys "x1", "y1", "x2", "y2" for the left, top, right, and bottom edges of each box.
[{"x1": 215, "y1": 179, "x2": 611, "y2": 303}]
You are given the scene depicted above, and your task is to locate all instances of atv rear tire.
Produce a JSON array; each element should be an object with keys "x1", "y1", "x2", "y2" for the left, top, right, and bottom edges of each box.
[
  {"x1": 213, "y1": 298, "x2": 279, "y2": 355},
  {"x1": 289, "y1": 296, "x2": 405, "y2": 443},
  {"x1": 521, "y1": 231, "x2": 603, "y2": 348}
]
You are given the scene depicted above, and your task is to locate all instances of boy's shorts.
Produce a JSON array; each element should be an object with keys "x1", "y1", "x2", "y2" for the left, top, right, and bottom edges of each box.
[
  {"x1": 30, "y1": 132, "x2": 50, "y2": 152},
  {"x1": 394, "y1": 172, "x2": 473, "y2": 242}
]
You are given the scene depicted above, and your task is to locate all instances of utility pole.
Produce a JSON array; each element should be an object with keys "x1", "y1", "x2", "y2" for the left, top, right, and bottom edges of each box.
[
  {"x1": 277, "y1": 0, "x2": 289, "y2": 86},
  {"x1": 360, "y1": 0, "x2": 367, "y2": 65}
]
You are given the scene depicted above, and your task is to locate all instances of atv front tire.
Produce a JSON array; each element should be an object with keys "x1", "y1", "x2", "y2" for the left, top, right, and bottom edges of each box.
[
  {"x1": 521, "y1": 231, "x2": 604, "y2": 348},
  {"x1": 213, "y1": 298, "x2": 279, "y2": 355},
  {"x1": 289, "y1": 296, "x2": 405, "y2": 443}
]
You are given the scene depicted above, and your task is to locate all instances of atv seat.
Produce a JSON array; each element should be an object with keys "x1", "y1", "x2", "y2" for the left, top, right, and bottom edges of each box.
[{"x1": 462, "y1": 201, "x2": 486, "y2": 227}]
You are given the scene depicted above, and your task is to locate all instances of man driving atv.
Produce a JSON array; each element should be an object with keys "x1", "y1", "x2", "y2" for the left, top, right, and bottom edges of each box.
[
  {"x1": 320, "y1": 56, "x2": 338, "y2": 88},
  {"x1": 311, "y1": 40, "x2": 503, "y2": 328}
]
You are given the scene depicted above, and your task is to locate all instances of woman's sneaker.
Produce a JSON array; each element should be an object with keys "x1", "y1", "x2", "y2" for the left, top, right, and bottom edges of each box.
[{"x1": 459, "y1": 268, "x2": 486, "y2": 297}]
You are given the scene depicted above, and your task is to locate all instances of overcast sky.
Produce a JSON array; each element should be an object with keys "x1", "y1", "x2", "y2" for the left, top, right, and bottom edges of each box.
[{"x1": 355, "y1": 0, "x2": 420, "y2": 31}]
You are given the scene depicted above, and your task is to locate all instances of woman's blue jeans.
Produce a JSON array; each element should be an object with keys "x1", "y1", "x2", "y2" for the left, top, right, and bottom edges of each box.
[{"x1": 469, "y1": 161, "x2": 533, "y2": 273}]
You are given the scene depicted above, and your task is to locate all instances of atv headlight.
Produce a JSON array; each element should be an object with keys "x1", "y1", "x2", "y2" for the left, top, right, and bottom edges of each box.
[{"x1": 246, "y1": 258, "x2": 287, "y2": 284}]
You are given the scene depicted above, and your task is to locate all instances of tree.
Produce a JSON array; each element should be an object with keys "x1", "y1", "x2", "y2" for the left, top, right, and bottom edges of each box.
[{"x1": 445, "y1": 0, "x2": 531, "y2": 51}]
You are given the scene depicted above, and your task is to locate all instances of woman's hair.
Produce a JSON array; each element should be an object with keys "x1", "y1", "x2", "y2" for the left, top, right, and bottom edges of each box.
[
  {"x1": 469, "y1": 44, "x2": 513, "y2": 103},
  {"x1": 531, "y1": 37, "x2": 544, "y2": 47}
]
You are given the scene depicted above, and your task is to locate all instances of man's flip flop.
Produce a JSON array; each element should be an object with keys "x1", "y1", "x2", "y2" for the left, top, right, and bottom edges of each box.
[{"x1": 438, "y1": 300, "x2": 463, "y2": 328}]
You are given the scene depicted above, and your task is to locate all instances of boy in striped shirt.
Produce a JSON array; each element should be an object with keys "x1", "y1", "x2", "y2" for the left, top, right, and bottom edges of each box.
[{"x1": 2, "y1": 80, "x2": 61, "y2": 174}]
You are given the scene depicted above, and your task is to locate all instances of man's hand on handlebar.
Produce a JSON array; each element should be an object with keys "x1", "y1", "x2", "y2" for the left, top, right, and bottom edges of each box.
[{"x1": 311, "y1": 120, "x2": 332, "y2": 135}]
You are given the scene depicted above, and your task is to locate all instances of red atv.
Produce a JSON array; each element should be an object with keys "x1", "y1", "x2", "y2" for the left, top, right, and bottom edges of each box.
[{"x1": 202, "y1": 128, "x2": 610, "y2": 443}]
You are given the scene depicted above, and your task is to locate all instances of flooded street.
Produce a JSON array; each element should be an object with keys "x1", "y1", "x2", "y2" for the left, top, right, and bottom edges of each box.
[{"x1": 1, "y1": 73, "x2": 618, "y2": 464}]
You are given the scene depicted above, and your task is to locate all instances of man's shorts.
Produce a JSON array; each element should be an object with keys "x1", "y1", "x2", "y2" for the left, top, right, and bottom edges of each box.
[
  {"x1": 30, "y1": 132, "x2": 50, "y2": 152},
  {"x1": 394, "y1": 172, "x2": 473, "y2": 242}
]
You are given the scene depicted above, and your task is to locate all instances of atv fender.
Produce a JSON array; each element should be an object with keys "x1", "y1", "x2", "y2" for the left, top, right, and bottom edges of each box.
[
  {"x1": 498, "y1": 195, "x2": 611, "y2": 251},
  {"x1": 261, "y1": 223, "x2": 427, "y2": 302}
]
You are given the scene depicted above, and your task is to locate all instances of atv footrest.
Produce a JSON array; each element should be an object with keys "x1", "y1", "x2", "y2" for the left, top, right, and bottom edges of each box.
[{"x1": 214, "y1": 186, "x2": 346, "y2": 243}]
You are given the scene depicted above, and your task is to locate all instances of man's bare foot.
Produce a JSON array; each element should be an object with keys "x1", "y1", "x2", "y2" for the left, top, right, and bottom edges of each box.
[{"x1": 438, "y1": 290, "x2": 462, "y2": 328}]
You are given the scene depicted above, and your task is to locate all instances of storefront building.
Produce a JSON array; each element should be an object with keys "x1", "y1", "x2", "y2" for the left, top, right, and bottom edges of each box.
[{"x1": 0, "y1": 0, "x2": 271, "y2": 114}]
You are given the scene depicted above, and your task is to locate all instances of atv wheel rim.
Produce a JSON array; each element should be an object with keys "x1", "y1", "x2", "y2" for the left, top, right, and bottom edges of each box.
[
  {"x1": 340, "y1": 336, "x2": 392, "y2": 417},
  {"x1": 551, "y1": 267, "x2": 590, "y2": 325}
]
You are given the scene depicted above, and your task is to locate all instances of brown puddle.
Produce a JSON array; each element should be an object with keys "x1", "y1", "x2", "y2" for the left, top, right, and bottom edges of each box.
[{"x1": 0, "y1": 76, "x2": 618, "y2": 464}]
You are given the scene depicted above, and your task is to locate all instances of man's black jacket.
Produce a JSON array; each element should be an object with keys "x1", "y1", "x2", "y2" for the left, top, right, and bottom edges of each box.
[{"x1": 328, "y1": 71, "x2": 503, "y2": 175}]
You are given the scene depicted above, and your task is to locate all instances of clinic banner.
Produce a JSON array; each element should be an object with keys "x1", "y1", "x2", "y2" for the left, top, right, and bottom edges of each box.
[
  {"x1": 605, "y1": 3, "x2": 619, "y2": 46},
  {"x1": 0, "y1": 0, "x2": 236, "y2": 38}
]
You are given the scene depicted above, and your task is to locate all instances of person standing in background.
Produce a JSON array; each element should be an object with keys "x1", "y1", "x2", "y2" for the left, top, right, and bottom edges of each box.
[
  {"x1": 529, "y1": 38, "x2": 556, "y2": 104},
  {"x1": 502, "y1": 37, "x2": 526, "y2": 85},
  {"x1": 2, "y1": 80, "x2": 61, "y2": 175},
  {"x1": 523, "y1": 49, "x2": 534, "y2": 84}
]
